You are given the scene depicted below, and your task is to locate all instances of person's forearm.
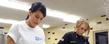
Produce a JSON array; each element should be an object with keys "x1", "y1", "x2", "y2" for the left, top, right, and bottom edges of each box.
[{"x1": 7, "y1": 36, "x2": 15, "y2": 44}]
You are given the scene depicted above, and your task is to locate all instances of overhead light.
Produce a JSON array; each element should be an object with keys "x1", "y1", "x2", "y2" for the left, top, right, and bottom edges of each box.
[
  {"x1": 42, "y1": 24, "x2": 50, "y2": 28},
  {"x1": 0, "y1": 0, "x2": 81, "y2": 23},
  {"x1": 0, "y1": 18, "x2": 19, "y2": 24},
  {"x1": 0, "y1": 0, "x2": 30, "y2": 11},
  {"x1": 63, "y1": 15, "x2": 81, "y2": 23},
  {"x1": 47, "y1": 8, "x2": 81, "y2": 23}
]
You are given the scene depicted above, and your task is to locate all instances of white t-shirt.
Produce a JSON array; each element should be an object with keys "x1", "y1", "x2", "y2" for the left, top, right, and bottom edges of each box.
[{"x1": 7, "y1": 21, "x2": 45, "y2": 44}]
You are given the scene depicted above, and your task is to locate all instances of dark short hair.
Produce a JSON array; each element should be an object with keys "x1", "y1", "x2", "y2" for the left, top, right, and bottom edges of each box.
[{"x1": 26, "y1": 2, "x2": 46, "y2": 20}]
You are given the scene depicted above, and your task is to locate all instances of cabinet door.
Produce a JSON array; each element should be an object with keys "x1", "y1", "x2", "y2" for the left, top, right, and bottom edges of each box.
[{"x1": 95, "y1": 32, "x2": 108, "y2": 44}]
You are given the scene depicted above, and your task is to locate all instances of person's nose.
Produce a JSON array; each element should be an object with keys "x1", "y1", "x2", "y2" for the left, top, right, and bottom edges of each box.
[{"x1": 37, "y1": 19, "x2": 41, "y2": 24}]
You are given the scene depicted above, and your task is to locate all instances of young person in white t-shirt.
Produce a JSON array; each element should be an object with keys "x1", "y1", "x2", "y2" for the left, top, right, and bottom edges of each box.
[{"x1": 7, "y1": 2, "x2": 46, "y2": 44}]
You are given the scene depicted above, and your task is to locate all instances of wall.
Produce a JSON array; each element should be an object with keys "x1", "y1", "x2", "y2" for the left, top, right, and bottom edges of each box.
[{"x1": 44, "y1": 24, "x2": 75, "y2": 44}]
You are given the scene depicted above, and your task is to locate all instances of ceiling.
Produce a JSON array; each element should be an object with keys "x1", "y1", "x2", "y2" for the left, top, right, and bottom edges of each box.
[
  {"x1": 20, "y1": 0, "x2": 104, "y2": 18},
  {"x1": 0, "y1": 0, "x2": 104, "y2": 29}
]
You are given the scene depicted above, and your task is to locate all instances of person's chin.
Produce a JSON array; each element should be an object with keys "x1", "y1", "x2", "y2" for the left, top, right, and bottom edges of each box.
[{"x1": 34, "y1": 23, "x2": 39, "y2": 26}]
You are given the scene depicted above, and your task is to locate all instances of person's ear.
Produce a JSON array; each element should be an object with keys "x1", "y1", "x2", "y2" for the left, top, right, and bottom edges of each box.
[
  {"x1": 74, "y1": 26, "x2": 77, "y2": 32},
  {"x1": 74, "y1": 27, "x2": 76, "y2": 29},
  {"x1": 28, "y1": 10, "x2": 32, "y2": 16},
  {"x1": 87, "y1": 29, "x2": 90, "y2": 35}
]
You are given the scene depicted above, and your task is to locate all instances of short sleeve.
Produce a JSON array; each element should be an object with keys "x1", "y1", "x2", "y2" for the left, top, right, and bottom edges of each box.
[
  {"x1": 85, "y1": 38, "x2": 89, "y2": 44},
  {"x1": 7, "y1": 24, "x2": 20, "y2": 43},
  {"x1": 58, "y1": 33, "x2": 70, "y2": 44}
]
